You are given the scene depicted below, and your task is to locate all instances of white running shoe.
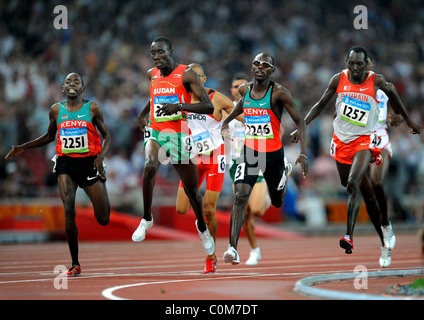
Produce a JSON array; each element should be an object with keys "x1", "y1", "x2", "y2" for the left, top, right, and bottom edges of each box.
[
  {"x1": 195, "y1": 220, "x2": 215, "y2": 255},
  {"x1": 379, "y1": 246, "x2": 392, "y2": 268},
  {"x1": 381, "y1": 223, "x2": 396, "y2": 250},
  {"x1": 246, "y1": 247, "x2": 261, "y2": 266},
  {"x1": 132, "y1": 217, "x2": 153, "y2": 242},
  {"x1": 223, "y1": 245, "x2": 240, "y2": 264}
]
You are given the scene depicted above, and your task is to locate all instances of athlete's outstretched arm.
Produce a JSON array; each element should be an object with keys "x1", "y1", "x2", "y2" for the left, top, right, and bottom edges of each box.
[
  {"x1": 91, "y1": 101, "x2": 111, "y2": 178},
  {"x1": 214, "y1": 90, "x2": 244, "y2": 123},
  {"x1": 5, "y1": 104, "x2": 58, "y2": 160},
  {"x1": 137, "y1": 69, "x2": 153, "y2": 133},
  {"x1": 137, "y1": 100, "x2": 150, "y2": 132},
  {"x1": 221, "y1": 83, "x2": 248, "y2": 144},
  {"x1": 304, "y1": 74, "x2": 340, "y2": 125},
  {"x1": 275, "y1": 85, "x2": 309, "y2": 177},
  {"x1": 290, "y1": 73, "x2": 340, "y2": 142}
]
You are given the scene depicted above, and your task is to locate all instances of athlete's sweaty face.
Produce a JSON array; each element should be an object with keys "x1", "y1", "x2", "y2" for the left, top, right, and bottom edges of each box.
[
  {"x1": 62, "y1": 73, "x2": 84, "y2": 98},
  {"x1": 150, "y1": 41, "x2": 172, "y2": 70},
  {"x1": 251, "y1": 54, "x2": 275, "y2": 81},
  {"x1": 346, "y1": 52, "x2": 367, "y2": 82}
]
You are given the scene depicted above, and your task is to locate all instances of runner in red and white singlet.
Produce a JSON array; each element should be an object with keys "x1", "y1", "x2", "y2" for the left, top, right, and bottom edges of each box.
[
  {"x1": 291, "y1": 46, "x2": 420, "y2": 259},
  {"x1": 175, "y1": 63, "x2": 239, "y2": 274}
]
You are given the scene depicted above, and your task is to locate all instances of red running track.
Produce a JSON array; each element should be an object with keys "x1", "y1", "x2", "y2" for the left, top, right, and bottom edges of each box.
[{"x1": 0, "y1": 233, "x2": 422, "y2": 303}]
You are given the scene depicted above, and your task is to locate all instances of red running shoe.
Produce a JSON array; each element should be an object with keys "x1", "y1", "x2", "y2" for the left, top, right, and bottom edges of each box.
[
  {"x1": 63, "y1": 265, "x2": 81, "y2": 277},
  {"x1": 204, "y1": 258, "x2": 217, "y2": 274},
  {"x1": 340, "y1": 235, "x2": 353, "y2": 254}
]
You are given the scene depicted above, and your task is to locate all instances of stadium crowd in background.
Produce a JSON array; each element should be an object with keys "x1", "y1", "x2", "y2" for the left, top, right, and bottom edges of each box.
[{"x1": 0, "y1": 0, "x2": 423, "y2": 222}]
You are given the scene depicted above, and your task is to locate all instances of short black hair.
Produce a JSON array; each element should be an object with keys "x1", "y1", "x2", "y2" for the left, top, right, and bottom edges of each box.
[
  {"x1": 65, "y1": 72, "x2": 84, "y2": 86},
  {"x1": 152, "y1": 36, "x2": 173, "y2": 51},
  {"x1": 346, "y1": 45, "x2": 368, "y2": 62}
]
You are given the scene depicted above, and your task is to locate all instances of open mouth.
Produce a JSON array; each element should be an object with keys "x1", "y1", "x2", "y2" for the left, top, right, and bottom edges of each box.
[{"x1": 68, "y1": 88, "x2": 77, "y2": 94}]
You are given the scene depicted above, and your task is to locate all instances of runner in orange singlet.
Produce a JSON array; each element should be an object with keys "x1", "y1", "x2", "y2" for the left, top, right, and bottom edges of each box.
[{"x1": 291, "y1": 46, "x2": 420, "y2": 257}]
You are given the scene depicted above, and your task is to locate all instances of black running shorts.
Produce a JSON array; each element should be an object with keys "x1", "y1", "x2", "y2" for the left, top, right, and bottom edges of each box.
[
  {"x1": 53, "y1": 155, "x2": 103, "y2": 188},
  {"x1": 234, "y1": 145, "x2": 286, "y2": 193}
]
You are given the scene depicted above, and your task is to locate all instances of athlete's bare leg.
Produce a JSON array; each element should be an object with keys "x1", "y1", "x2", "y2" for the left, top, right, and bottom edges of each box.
[
  {"x1": 142, "y1": 140, "x2": 161, "y2": 221},
  {"x1": 370, "y1": 149, "x2": 390, "y2": 226},
  {"x1": 173, "y1": 161, "x2": 208, "y2": 232},
  {"x1": 83, "y1": 180, "x2": 111, "y2": 226},
  {"x1": 175, "y1": 186, "x2": 190, "y2": 215},
  {"x1": 203, "y1": 190, "x2": 220, "y2": 259},
  {"x1": 230, "y1": 182, "x2": 253, "y2": 249},
  {"x1": 57, "y1": 174, "x2": 79, "y2": 266},
  {"x1": 243, "y1": 206, "x2": 257, "y2": 249},
  {"x1": 243, "y1": 182, "x2": 269, "y2": 249},
  {"x1": 176, "y1": 180, "x2": 219, "y2": 259},
  {"x1": 360, "y1": 172, "x2": 384, "y2": 246},
  {"x1": 336, "y1": 149, "x2": 373, "y2": 239}
]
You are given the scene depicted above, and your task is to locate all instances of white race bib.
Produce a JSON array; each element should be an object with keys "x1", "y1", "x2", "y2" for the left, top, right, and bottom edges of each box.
[
  {"x1": 244, "y1": 115, "x2": 274, "y2": 139},
  {"x1": 153, "y1": 95, "x2": 182, "y2": 122},
  {"x1": 193, "y1": 131, "x2": 213, "y2": 154},
  {"x1": 340, "y1": 96, "x2": 371, "y2": 127},
  {"x1": 60, "y1": 128, "x2": 89, "y2": 154}
]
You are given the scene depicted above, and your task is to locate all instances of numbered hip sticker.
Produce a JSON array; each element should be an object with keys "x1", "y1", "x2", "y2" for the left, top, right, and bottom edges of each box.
[
  {"x1": 234, "y1": 163, "x2": 246, "y2": 181},
  {"x1": 330, "y1": 139, "x2": 337, "y2": 157}
]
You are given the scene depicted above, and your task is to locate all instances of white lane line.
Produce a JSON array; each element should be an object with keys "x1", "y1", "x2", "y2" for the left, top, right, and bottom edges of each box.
[
  {"x1": 101, "y1": 272, "x2": 288, "y2": 300},
  {"x1": 0, "y1": 258, "x2": 420, "y2": 285},
  {"x1": 100, "y1": 265, "x2": 423, "y2": 300},
  {"x1": 294, "y1": 268, "x2": 424, "y2": 300}
]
